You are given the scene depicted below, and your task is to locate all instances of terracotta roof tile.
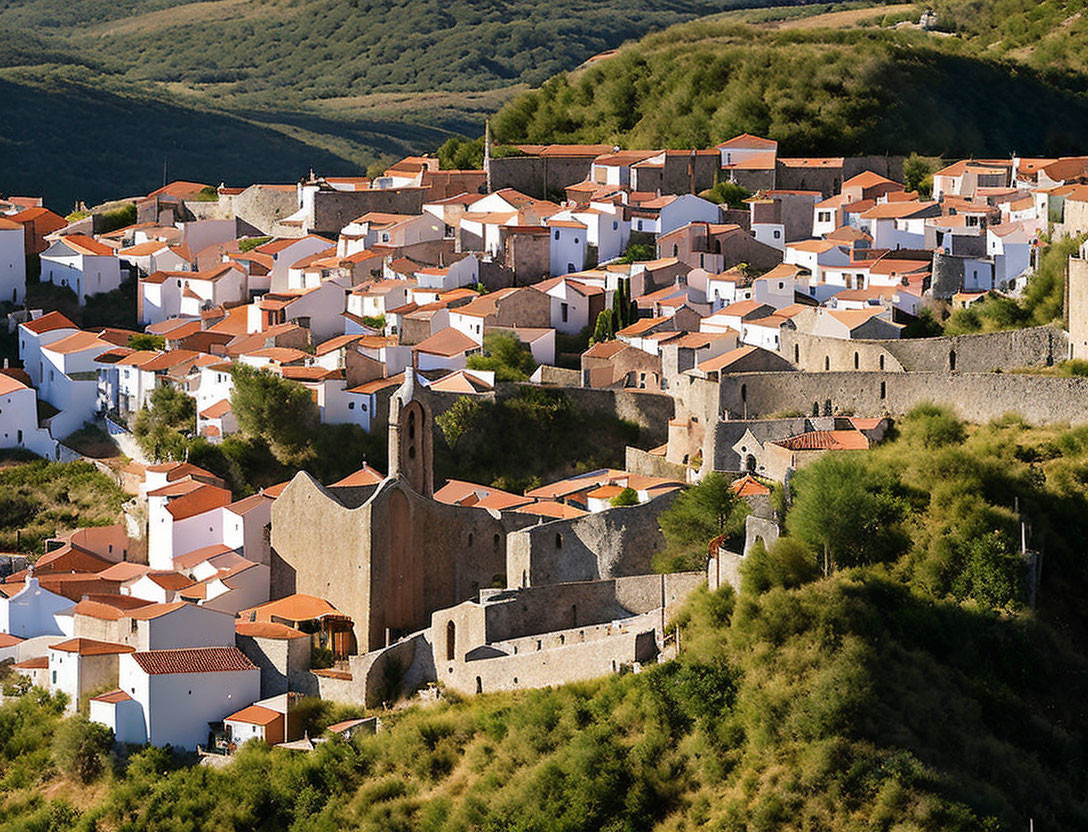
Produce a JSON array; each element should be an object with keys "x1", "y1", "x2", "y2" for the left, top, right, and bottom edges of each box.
[{"x1": 130, "y1": 646, "x2": 256, "y2": 675}]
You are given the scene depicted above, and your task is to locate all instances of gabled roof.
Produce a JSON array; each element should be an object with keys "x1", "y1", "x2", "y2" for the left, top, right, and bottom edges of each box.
[
  {"x1": 697, "y1": 345, "x2": 759, "y2": 374},
  {"x1": 225, "y1": 704, "x2": 282, "y2": 726},
  {"x1": 20, "y1": 310, "x2": 77, "y2": 334},
  {"x1": 90, "y1": 689, "x2": 132, "y2": 703},
  {"x1": 717, "y1": 133, "x2": 777, "y2": 150},
  {"x1": 49, "y1": 638, "x2": 135, "y2": 656},
  {"x1": 130, "y1": 647, "x2": 256, "y2": 675},
  {"x1": 413, "y1": 327, "x2": 479, "y2": 357},
  {"x1": 55, "y1": 234, "x2": 114, "y2": 257},
  {"x1": 42, "y1": 330, "x2": 108, "y2": 355}
]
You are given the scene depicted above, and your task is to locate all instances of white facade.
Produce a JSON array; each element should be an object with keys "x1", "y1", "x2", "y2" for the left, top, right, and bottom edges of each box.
[
  {"x1": 40, "y1": 242, "x2": 123, "y2": 303},
  {"x1": 0, "y1": 377, "x2": 58, "y2": 458},
  {"x1": 0, "y1": 222, "x2": 26, "y2": 305},
  {"x1": 19, "y1": 319, "x2": 80, "y2": 388},
  {"x1": 0, "y1": 577, "x2": 68, "y2": 638},
  {"x1": 111, "y1": 651, "x2": 260, "y2": 749},
  {"x1": 549, "y1": 224, "x2": 587, "y2": 277}
]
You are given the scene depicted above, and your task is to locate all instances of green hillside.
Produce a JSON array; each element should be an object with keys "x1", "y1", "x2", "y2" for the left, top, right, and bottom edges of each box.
[
  {"x1": 0, "y1": 0, "x2": 840, "y2": 207},
  {"x1": 2, "y1": 408, "x2": 1088, "y2": 830},
  {"x1": 491, "y1": 13, "x2": 1088, "y2": 156}
]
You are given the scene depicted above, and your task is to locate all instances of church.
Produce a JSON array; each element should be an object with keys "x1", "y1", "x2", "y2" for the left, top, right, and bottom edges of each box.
[{"x1": 269, "y1": 371, "x2": 535, "y2": 653}]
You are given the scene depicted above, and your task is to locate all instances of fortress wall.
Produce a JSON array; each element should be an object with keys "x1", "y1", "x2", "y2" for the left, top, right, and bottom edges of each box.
[
  {"x1": 780, "y1": 326, "x2": 1065, "y2": 375},
  {"x1": 716, "y1": 371, "x2": 1088, "y2": 426}
]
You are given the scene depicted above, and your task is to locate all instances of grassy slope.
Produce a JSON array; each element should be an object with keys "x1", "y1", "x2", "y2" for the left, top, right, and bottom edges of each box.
[
  {"x1": 0, "y1": 0, "x2": 817, "y2": 207},
  {"x1": 2, "y1": 413, "x2": 1088, "y2": 832},
  {"x1": 490, "y1": 15, "x2": 1088, "y2": 156}
]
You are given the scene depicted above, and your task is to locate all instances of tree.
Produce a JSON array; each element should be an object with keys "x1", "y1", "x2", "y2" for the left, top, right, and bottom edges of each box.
[
  {"x1": 231, "y1": 364, "x2": 319, "y2": 459},
  {"x1": 702, "y1": 181, "x2": 752, "y2": 209},
  {"x1": 52, "y1": 716, "x2": 113, "y2": 783},
  {"x1": 951, "y1": 530, "x2": 1024, "y2": 609},
  {"x1": 786, "y1": 454, "x2": 908, "y2": 573},
  {"x1": 902, "y1": 153, "x2": 939, "y2": 197},
  {"x1": 591, "y1": 309, "x2": 615, "y2": 344},
  {"x1": 899, "y1": 403, "x2": 966, "y2": 449},
  {"x1": 619, "y1": 242, "x2": 656, "y2": 263},
  {"x1": 659, "y1": 473, "x2": 747, "y2": 551},
  {"x1": 132, "y1": 385, "x2": 195, "y2": 461},
  {"x1": 610, "y1": 486, "x2": 638, "y2": 507},
  {"x1": 435, "y1": 396, "x2": 482, "y2": 449},
  {"x1": 127, "y1": 333, "x2": 165, "y2": 351},
  {"x1": 437, "y1": 136, "x2": 485, "y2": 170},
  {"x1": 466, "y1": 333, "x2": 537, "y2": 382}
]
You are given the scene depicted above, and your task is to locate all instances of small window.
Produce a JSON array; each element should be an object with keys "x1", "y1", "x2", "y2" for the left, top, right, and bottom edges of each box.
[
  {"x1": 555, "y1": 533, "x2": 563, "y2": 549},
  {"x1": 773, "y1": 230, "x2": 781, "y2": 239},
  {"x1": 348, "y1": 401, "x2": 355, "y2": 410},
  {"x1": 554, "y1": 230, "x2": 560, "y2": 240}
]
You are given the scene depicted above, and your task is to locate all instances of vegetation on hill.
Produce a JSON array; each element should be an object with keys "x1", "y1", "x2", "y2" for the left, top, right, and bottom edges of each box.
[
  {"x1": 2, "y1": 409, "x2": 1088, "y2": 830},
  {"x1": 0, "y1": 458, "x2": 127, "y2": 554},
  {"x1": 435, "y1": 386, "x2": 643, "y2": 493},
  {"x1": 491, "y1": 20, "x2": 1088, "y2": 156},
  {"x1": 0, "y1": 0, "x2": 842, "y2": 207}
]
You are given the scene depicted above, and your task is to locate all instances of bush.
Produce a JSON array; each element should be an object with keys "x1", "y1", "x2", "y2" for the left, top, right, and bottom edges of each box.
[
  {"x1": 231, "y1": 364, "x2": 318, "y2": 460},
  {"x1": 52, "y1": 716, "x2": 113, "y2": 783},
  {"x1": 466, "y1": 333, "x2": 537, "y2": 381},
  {"x1": 610, "y1": 486, "x2": 638, "y2": 507}
]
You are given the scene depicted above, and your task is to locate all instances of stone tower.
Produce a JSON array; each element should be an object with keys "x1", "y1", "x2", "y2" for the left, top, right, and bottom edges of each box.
[
  {"x1": 1065, "y1": 246, "x2": 1088, "y2": 361},
  {"x1": 387, "y1": 369, "x2": 434, "y2": 498}
]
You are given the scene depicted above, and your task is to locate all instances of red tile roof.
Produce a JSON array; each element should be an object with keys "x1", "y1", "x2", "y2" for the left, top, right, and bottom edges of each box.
[
  {"x1": 130, "y1": 646, "x2": 257, "y2": 675},
  {"x1": 49, "y1": 638, "x2": 135, "y2": 656},
  {"x1": 225, "y1": 704, "x2": 282, "y2": 726},
  {"x1": 235, "y1": 621, "x2": 308, "y2": 639},
  {"x1": 20, "y1": 310, "x2": 77, "y2": 334}
]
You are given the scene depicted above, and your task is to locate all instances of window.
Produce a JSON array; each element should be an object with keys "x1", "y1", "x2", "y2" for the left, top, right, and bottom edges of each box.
[
  {"x1": 612, "y1": 221, "x2": 618, "y2": 230},
  {"x1": 773, "y1": 230, "x2": 781, "y2": 239},
  {"x1": 554, "y1": 230, "x2": 560, "y2": 240},
  {"x1": 446, "y1": 621, "x2": 456, "y2": 661},
  {"x1": 880, "y1": 381, "x2": 886, "y2": 399},
  {"x1": 560, "y1": 302, "x2": 569, "y2": 323},
  {"x1": 348, "y1": 402, "x2": 355, "y2": 410}
]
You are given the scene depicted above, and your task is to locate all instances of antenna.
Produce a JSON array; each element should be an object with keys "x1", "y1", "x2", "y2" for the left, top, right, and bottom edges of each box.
[{"x1": 162, "y1": 156, "x2": 168, "y2": 188}]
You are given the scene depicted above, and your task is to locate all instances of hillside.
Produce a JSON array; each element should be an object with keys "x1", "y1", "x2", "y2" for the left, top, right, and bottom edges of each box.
[
  {"x1": 2, "y1": 409, "x2": 1088, "y2": 831},
  {"x1": 490, "y1": 7, "x2": 1088, "y2": 156},
  {"x1": 0, "y1": 0, "x2": 833, "y2": 208}
]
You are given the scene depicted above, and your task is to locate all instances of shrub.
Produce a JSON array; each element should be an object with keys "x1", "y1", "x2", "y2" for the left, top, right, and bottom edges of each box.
[
  {"x1": 610, "y1": 486, "x2": 638, "y2": 507},
  {"x1": 52, "y1": 716, "x2": 113, "y2": 783}
]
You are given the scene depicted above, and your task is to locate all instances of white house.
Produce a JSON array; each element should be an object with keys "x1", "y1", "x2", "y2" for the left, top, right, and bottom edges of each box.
[
  {"x1": 414, "y1": 255, "x2": 479, "y2": 290},
  {"x1": 784, "y1": 240, "x2": 852, "y2": 301},
  {"x1": 0, "y1": 373, "x2": 58, "y2": 458},
  {"x1": 571, "y1": 205, "x2": 628, "y2": 263},
  {"x1": 987, "y1": 222, "x2": 1033, "y2": 289},
  {"x1": 548, "y1": 219, "x2": 587, "y2": 277},
  {"x1": 858, "y1": 202, "x2": 939, "y2": 250},
  {"x1": 18, "y1": 311, "x2": 80, "y2": 388},
  {"x1": 139, "y1": 264, "x2": 247, "y2": 325},
  {"x1": 337, "y1": 212, "x2": 442, "y2": 257},
  {"x1": 39, "y1": 331, "x2": 114, "y2": 438},
  {"x1": 347, "y1": 279, "x2": 412, "y2": 320},
  {"x1": 0, "y1": 217, "x2": 27, "y2": 305},
  {"x1": 257, "y1": 236, "x2": 335, "y2": 293},
  {"x1": 119, "y1": 240, "x2": 189, "y2": 277},
  {"x1": 257, "y1": 281, "x2": 347, "y2": 343},
  {"x1": 717, "y1": 133, "x2": 778, "y2": 169},
  {"x1": 146, "y1": 481, "x2": 234, "y2": 570},
  {"x1": 633, "y1": 194, "x2": 721, "y2": 237},
  {"x1": 532, "y1": 276, "x2": 606, "y2": 335},
  {"x1": 413, "y1": 327, "x2": 481, "y2": 372},
  {"x1": 40, "y1": 236, "x2": 123, "y2": 304},
  {"x1": 100, "y1": 647, "x2": 260, "y2": 749},
  {"x1": 0, "y1": 575, "x2": 68, "y2": 638},
  {"x1": 48, "y1": 638, "x2": 135, "y2": 711}
]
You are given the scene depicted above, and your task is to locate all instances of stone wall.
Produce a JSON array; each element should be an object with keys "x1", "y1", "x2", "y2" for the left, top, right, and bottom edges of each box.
[
  {"x1": 780, "y1": 326, "x2": 1065, "y2": 375},
  {"x1": 625, "y1": 446, "x2": 687, "y2": 480},
  {"x1": 487, "y1": 156, "x2": 596, "y2": 199},
  {"x1": 308, "y1": 189, "x2": 425, "y2": 237},
  {"x1": 548, "y1": 386, "x2": 676, "y2": 445},
  {"x1": 1066, "y1": 255, "x2": 1088, "y2": 360},
  {"x1": 715, "y1": 370, "x2": 1088, "y2": 426},
  {"x1": 506, "y1": 491, "x2": 679, "y2": 587}
]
